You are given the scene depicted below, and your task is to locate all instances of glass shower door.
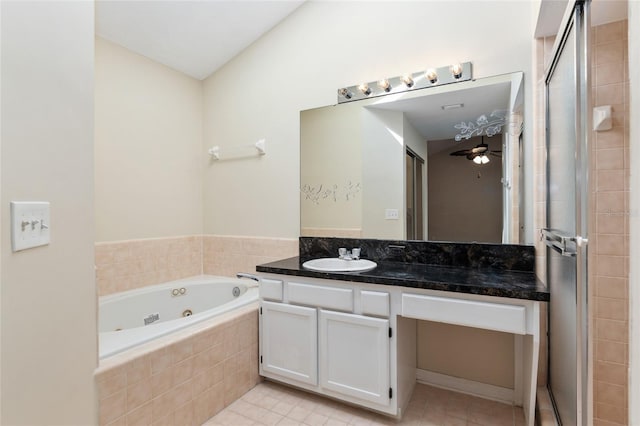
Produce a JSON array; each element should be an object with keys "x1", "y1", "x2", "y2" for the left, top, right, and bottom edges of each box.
[
  {"x1": 544, "y1": 2, "x2": 590, "y2": 425},
  {"x1": 546, "y1": 22, "x2": 578, "y2": 422}
]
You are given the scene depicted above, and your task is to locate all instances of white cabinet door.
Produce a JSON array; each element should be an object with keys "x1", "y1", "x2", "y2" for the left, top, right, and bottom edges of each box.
[
  {"x1": 260, "y1": 301, "x2": 318, "y2": 386},
  {"x1": 319, "y1": 310, "x2": 390, "y2": 406}
]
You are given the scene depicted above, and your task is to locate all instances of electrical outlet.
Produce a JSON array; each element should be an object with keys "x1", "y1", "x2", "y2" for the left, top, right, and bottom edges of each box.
[{"x1": 385, "y1": 209, "x2": 399, "y2": 220}]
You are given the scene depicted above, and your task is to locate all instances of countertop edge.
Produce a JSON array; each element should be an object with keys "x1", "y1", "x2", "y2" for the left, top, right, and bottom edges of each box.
[{"x1": 256, "y1": 257, "x2": 550, "y2": 302}]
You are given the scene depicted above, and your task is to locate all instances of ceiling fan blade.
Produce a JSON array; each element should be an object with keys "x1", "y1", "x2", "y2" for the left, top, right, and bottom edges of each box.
[
  {"x1": 489, "y1": 151, "x2": 502, "y2": 157},
  {"x1": 466, "y1": 153, "x2": 477, "y2": 160},
  {"x1": 450, "y1": 150, "x2": 472, "y2": 156},
  {"x1": 470, "y1": 144, "x2": 489, "y2": 154}
]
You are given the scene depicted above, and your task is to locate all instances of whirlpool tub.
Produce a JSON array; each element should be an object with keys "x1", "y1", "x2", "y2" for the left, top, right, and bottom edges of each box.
[{"x1": 98, "y1": 275, "x2": 258, "y2": 359}]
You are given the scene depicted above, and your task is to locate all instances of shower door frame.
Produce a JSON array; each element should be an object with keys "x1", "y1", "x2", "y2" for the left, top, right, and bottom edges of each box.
[{"x1": 543, "y1": 1, "x2": 591, "y2": 425}]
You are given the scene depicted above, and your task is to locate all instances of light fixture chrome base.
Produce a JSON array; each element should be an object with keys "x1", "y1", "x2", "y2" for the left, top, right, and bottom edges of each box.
[{"x1": 337, "y1": 62, "x2": 472, "y2": 104}]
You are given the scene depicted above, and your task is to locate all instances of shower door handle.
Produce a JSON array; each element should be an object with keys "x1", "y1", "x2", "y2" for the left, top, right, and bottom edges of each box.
[{"x1": 541, "y1": 228, "x2": 579, "y2": 257}]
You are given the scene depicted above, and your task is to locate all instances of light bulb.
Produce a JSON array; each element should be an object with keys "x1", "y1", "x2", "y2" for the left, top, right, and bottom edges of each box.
[
  {"x1": 473, "y1": 156, "x2": 482, "y2": 164},
  {"x1": 401, "y1": 75, "x2": 414, "y2": 87},
  {"x1": 377, "y1": 79, "x2": 391, "y2": 92},
  {"x1": 425, "y1": 69, "x2": 438, "y2": 84},
  {"x1": 481, "y1": 155, "x2": 490, "y2": 164},
  {"x1": 338, "y1": 88, "x2": 352, "y2": 99},
  {"x1": 358, "y1": 83, "x2": 371, "y2": 96},
  {"x1": 451, "y1": 63, "x2": 463, "y2": 79}
]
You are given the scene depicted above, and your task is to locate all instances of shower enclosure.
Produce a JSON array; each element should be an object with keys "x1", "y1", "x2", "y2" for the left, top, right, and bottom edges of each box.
[{"x1": 542, "y1": 1, "x2": 590, "y2": 425}]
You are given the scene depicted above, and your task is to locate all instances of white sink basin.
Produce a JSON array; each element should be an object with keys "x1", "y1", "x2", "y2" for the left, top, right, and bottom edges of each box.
[{"x1": 302, "y1": 258, "x2": 377, "y2": 273}]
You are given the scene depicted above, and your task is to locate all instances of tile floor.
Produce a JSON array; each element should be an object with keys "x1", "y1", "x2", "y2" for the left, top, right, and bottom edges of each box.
[{"x1": 204, "y1": 381, "x2": 526, "y2": 426}]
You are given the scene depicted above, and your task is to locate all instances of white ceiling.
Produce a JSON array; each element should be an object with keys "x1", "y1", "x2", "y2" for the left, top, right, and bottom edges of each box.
[
  {"x1": 97, "y1": 1, "x2": 629, "y2": 81},
  {"x1": 95, "y1": 0, "x2": 305, "y2": 80},
  {"x1": 370, "y1": 81, "x2": 512, "y2": 142}
]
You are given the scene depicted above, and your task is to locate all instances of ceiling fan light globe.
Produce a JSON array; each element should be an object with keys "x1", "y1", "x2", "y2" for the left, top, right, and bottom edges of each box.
[{"x1": 473, "y1": 156, "x2": 482, "y2": 164}]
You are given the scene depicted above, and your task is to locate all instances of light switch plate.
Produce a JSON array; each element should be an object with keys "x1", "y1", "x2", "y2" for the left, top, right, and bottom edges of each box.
[
  {"x1": 385, "y1": 209, "x2": 399, "y2": 220},
  {"x1": 10, "y1": 201, "x2": 51, "y2": 252}
]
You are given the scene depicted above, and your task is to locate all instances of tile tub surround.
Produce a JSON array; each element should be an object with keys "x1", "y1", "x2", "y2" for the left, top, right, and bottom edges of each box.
[
  {"x1": 95, "y1": 306, "x2": 259, "y2": 426},
  {"x1": 95, "y1": 236, "x2": 203, "y2": 296},
  {"x1": 95, "y1": 235, "x2": 299, "y2": 296},
  {"x1": 203, "y1": 235, "x2": 298, "y2": 278},
  {"x1": 299, "y1": 237, "x2": 536, "y2": 272}
]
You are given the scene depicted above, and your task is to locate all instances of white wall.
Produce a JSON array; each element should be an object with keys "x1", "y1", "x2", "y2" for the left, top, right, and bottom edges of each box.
[
  {"x1": 300, "y1": 104, "x2": 429, "y2": 239},
  {"x1": 362, "y1": 108, "x2": 404, "y2": 239},
  {"x1": 300, "y1": 103, "x2": 363, "y2": 234},
  {"x1": 628, "y1": 1, "x2": 639, "y2": 423},
  {"x1": 1, "y1": 2, "x2": 97, "y2": 424},
  {"x1": 95, "y1": 37, "x2": 203, "y2": 242},
  {"x1": 202, "y1": 1, "x2": 535, "y2": 241}
]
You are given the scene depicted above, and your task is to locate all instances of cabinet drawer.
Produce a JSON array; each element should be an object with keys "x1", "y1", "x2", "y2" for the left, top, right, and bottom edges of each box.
[
  {"x1": 360, "y1": 290, "x2": 389, "y2": 317},
  {"x1": 260, "y1": 279, "x2": 283, "y2": 301},
  {"x1": 288, "y1": 282, "x2": 353, "y2": 312},
  {"x1": 402, "y1": 293, "x2": 526, "y2": 335}
]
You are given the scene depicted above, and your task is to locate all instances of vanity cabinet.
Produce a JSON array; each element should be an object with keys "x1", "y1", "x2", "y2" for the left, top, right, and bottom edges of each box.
[
  {"x1": 260, "y1": 301, "x2": 317, "y2": 386},
  {"x1": 258, "y1": 269, "x2": 544, "y2": 425},
  {"x1": 319, "y1": 310, "x2": 390, "y2": 405},
  {"x1": 258, "y1": 277, "x2": 399, "y2": 415}
]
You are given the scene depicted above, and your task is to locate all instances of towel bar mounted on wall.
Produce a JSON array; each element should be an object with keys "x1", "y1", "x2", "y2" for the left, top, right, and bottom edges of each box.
[{"x1": 208, "y1": 139, "x2": 266, "y2": 161}]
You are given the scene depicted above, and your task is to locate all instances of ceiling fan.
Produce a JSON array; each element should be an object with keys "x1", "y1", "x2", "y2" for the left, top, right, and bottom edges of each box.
[{"x1": 449, "y1": 136, "x2": 501, "y2": 164}]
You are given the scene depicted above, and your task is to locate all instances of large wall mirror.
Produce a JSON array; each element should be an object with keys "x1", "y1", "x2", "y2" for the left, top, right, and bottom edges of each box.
[{"x1": 300, "y1": 72, "x2": 524, "y2": 244}]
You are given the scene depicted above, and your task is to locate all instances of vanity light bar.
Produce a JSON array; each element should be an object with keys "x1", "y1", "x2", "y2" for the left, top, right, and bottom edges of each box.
[{"x1": 337, "y1": 62, "x2": 472, "y2": 104}]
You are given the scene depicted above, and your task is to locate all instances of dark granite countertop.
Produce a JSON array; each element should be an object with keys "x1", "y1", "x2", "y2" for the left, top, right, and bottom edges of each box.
[{"x1": 256, "y1": 256, "x2": 549, "y2": 302}]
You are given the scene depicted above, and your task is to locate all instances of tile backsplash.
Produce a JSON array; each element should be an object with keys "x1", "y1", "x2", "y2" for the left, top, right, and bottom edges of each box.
[{"x1": 299, "y1": 237, "x2": 535, "y2": 272}]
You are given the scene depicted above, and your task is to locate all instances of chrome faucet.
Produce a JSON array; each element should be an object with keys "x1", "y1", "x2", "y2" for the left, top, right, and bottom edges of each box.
[
  {"x1": 338, "y1": 247, "x2": 361, "y2": 260},
  {"x1": 351, "y1": 248, "x2": 361, "y2": 260}
]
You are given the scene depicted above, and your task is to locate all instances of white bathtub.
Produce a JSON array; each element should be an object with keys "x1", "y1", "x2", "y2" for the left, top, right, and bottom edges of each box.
[{"x1": 99, "y1": 275, "x2": 258, "y2": 359}]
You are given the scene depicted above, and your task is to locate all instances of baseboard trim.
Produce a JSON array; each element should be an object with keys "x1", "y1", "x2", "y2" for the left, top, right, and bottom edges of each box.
[{"x1": 416, "y1": 369, "x2": 515, "y2": 404}]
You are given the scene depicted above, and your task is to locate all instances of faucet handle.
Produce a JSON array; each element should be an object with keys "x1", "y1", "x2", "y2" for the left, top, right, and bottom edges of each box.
[
  {"x1": 338, "y1": 248, "x2": 347, "y2": 258},
  {"x1": 351, "y1": 248, "x2": 361, "y2": 260}
]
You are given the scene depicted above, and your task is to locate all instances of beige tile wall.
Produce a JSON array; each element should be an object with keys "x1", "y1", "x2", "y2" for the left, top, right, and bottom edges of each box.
[
  {"x1": 535, "y1": 19, "x2": 629, "y2": 426},
  {"x1": 300, "y1": 227, "x2": 362, "y2": 238},
  {"x1": 591, "y1": 20, "x2": 629, "y2": 426},
  {"x1": 95, "y1": 236, "x2": 203, "y2": 296},
  {"x1": 202, "y1": 235, "x2": 298, "y2": 278},
  {"x1": 95, "y1": 235, "x2": 299, "y2": 296},
  {"x1": 96, "y1": 308, "x2": 259, "y2": 426}
]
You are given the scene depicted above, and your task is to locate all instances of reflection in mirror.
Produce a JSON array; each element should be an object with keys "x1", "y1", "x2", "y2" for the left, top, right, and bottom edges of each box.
[
  {"x1": 300, "y1": 72, "x2": 524, "y2": 244},
  {"x1": 427, "y1": 135, "x2": 503, "y2": 242}
]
